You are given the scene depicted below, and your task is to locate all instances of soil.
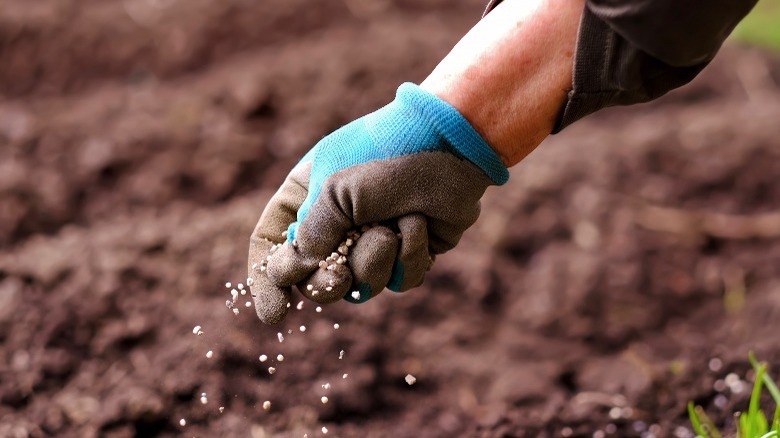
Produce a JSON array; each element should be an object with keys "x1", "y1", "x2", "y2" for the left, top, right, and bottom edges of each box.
[{"x1": 2, "y1": 1, "x2": 780, "y2": 437}]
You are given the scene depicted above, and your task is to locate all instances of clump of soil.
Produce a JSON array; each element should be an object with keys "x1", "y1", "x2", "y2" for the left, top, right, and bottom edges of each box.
[{"x1": 2, "y1": 1, "x2": 780, "y2": 436}]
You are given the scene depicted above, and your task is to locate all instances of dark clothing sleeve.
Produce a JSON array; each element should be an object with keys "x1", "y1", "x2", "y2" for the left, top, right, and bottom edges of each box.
[{"x1": 483, "y1": 0, "x2": 758, "y2": 132}]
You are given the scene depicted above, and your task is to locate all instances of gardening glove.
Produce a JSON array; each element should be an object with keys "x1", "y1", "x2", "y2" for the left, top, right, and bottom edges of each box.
[{"x1": 248, "y1": 83, "x2": 508, "y2": 325}]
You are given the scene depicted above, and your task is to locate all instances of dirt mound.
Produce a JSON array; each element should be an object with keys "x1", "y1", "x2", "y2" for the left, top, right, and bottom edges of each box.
[{"x1": 2, "y1": 1, "x2": 780, "y2": 436}]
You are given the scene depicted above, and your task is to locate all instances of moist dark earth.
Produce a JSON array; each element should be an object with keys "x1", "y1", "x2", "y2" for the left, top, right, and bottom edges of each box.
[{"x1": 2, "y1": 1, "x2": 780, "y2": 437}]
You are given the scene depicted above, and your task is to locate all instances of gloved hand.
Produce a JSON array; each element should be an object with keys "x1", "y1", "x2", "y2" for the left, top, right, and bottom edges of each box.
[{"x1": 247, "y1": 83, "x2": 508, "y2": 324}]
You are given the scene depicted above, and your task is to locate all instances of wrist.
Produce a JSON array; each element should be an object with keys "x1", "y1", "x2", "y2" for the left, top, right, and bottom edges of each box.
[{"x1": 419, "y1": 0, "x2": 582, "y2": 167}]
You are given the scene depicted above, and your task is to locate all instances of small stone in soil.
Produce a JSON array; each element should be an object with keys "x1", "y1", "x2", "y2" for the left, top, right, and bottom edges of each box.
[{"x1": 405, "y1": 374, "x2": 416, "y2": 385}]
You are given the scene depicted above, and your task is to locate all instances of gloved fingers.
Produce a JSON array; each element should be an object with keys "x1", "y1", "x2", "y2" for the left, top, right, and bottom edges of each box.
[
  {"x1": 247, "y1": 236, "x2": 292, "y2": 325},
  {"x1": 346, "y1": 225, "x2": 399, "y2": 303},
  {"x1": 266, "y1": 192, "x2": 354, "y2": 287},
  {"x1": 295, "y1": 262, "x2": 353, "y2": 304},
  {"x1": 387, "y1": 213, "x2": 433, "y2": 292}
]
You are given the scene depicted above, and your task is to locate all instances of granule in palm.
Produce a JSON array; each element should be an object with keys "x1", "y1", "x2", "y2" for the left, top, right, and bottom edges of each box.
[
  {"x1": 259, "y1": 354, "x2": 268, "y2": 362},
  {"x1": 206, "y1": 350, "x2": 213, "y2": 359},
  {"x1": 405, "y1": 374, "x2": 416, "y2": 385},
  {"x1": 321, "y1": 396, "x2": 329, "y2": 404},
  {"x1": 277, "y1": 354, "x2": 284, "y2": 362},
  {"x1": 263, "y1": 400, "x2": 271, "y2": 410},
  {"x1": 268, "y1": 367, "x2": 276, "y2": 375}
]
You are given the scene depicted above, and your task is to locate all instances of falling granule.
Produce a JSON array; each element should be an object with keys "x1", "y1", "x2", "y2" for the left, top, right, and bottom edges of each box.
[
  {"x1": 338, "y1": 350, "x2": 345, "y2": 360},
  {"x1": 238, "y1": 283, "x2": 244, "y2": 290},
  {"x1": 351, "y1": 291, "x2": 360, "y2": 300},
  {"x1": 300, "y1": 325, "x2": 307, "y2": 332},
  {"x1": 306, "y1": 284, "x2": 313, "y2": 291},
  {"x1": 342, "y1": 373, "x2": 348, "y2": 379},
  {"x1": 277, "y1": 332, "x2": 284, "y2": 343},
  {"x1": 219, "y1": 406, "x2": 225, "y2": 413},
  {"x1": 405, "y1": 374, "x2": 417, "y2": 385},
  {"x1": 297, "y1": 301, "x2": 304, "y2": 310},
  {"x1": 277, "y1": 354, "x2": 284, "y2": 362},
  {"x1": 241, "y1": 289, "x2": 247, "y2": 296},
  {"x1": 321, "y1": 396, "x2": 329, "y2": 404},
  {"x1": 322, "y1": 383, "x2": 330, "y2": 389},
  {"x1": 288, "y1": 329, "x2": 293, "y2": 334},
  {"x1": 286, "y1": 302, "x2": 291, "y2": 308},
  {"x1": 263, "y1": 401, "x2": 271, "y2": 411},
  {"x1": 179, "y1": 418, "x2": 187, "y2": 427},
  {"x1": 200, "y1": 393, "x2": 208, "y2": 405},
  {"x1": 231, "y1": 289, "x2": 238, "y2": 300},
  {"x1": 206, "y1": 350, "x2": 213, "y2": 359},
  {"x1": 225, "y1": 300, "x2": 232, "y2": 308},
  {"x1": 232, "y1": 308, "x2": 239, "y2": 315},
  {"x1": 315, "y1": 306, "x2": 322, "y2": 313},
  {"x1": 192, "y1": 325, "x2": 203, "y2": 335},
  {"x1": 322, "y1": 426, "x2": 328, "y2": 434},
  {"x1": 225, "y1": 282, "x2": 231, "y2": 288},
  {"x1": 259, "y1": 354, "x2": 268, "y2": 362},
  {"x1": 247, "y1": 277, "x2": 254, "y2": 286},
  {"x1": 312, "y1": 290, "x2": 319, "y2": 297},
  {"x1": 333, "y1": 323, "x2": 340, "y2": 330},
  {"x1": 268, "y1": 367, "x2": 276, "y2": 375},
  {"x1": 245, "y1": 301, "x2": 252, "y2": 308}
]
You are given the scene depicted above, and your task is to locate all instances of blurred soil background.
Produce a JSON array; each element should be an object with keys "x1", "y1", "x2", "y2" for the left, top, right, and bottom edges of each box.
[{"x1": 1, "y1": 0, "x2": 780, "y2": 437}]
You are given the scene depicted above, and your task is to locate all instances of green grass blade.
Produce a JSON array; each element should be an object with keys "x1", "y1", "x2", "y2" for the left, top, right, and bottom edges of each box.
[
  {"x1": 750, "y1": 352, "x2": 780, "y2": 406},
  {"x1": 773, "y1": 406, "x2": 780, "y2": 433},
  {"x1": 690, "y1": 401, "x2": 710, "y2": 438},
  {"x1": 697, "y1": 405, "x2": 723, "y2": 438}
]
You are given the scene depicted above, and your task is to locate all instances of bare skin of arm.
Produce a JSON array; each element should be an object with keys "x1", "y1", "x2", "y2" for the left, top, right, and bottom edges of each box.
[{"x1": 420, "y1": 0, "x2": 585, "y2": 167}]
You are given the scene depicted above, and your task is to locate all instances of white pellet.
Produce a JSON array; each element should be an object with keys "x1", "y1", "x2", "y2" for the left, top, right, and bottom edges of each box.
[
  {"x1": 325, "y1": 286, "x2": 332, "y2": 292},
  {"x1": 277, "y1": 354, "x2": 284, "y2": 362},
  {"x1": 179, "y1": 418, "x2": 187, "y2": 426},
  {"x1": 316, "y1": 306, "x2": 322, "y2": 313},
  {"x1": 245, "y1": 301, "x2": 252, "y2": 307},
  {"x1": 277, "y1": 332, "x2": 284, "y2": 343},
  {"x1": 339, "y1": 350, "x2": 344, "y2": 360},
  {"x1": 241, "y1": 289, "x2": 247, "y2": 296},
  {"x1": 247, "y1": 277, "x2": 254, "y2": 286},
  {"x1": 300, "y1": 325, "x2": 307, "y2": 332},
  {"x1": 231, "y1": 289, "x2": 238, "y2": 300},
  {"x1": 405, "y1": 374, "x2": 416, "y2": 385},
  {"x1": 322, "y1": 427, "x2": 328, "y2": 434},
  {"x1": 351, "y1": 291, "x2": 360, "y2": 300},
  {"x1": 306, "y1": 284, "x2": 313, "y2": 291},
  {"x1": 263, "y1": 400, "x2": 271, "y2": 410},
  {"x1": 319, "y1": 261, "x2": 328, "y2": 269},
  {"x1": 219, "y1": 406, "x2": 224, "y2": 413},
  {"x1": 200, "y1": 395, "x2": 208, "y2": 405},
  {"x1": 232, "y1": 308, "x2": 239, "y2": 315},
  {"x1": 333, "y1": 323, "x2": 340, "y2": 330},
  {"x1": 225, "y1": 300, "x2": 232, "y2": 308},
  {"x1": 268, "y1": 367, "x2": 276, "y2": 375},
  {"x1": 297, "y1": 301, "x2": 304, "y2": 310},
  {"x1": 321, "y1": 396, "x2": 329, "y2": 404},
  {"x1": 192, "y1": 325, "x2": 202, "y2": 335},
  {"x1": 225, "y1": 282, "x2": 231, "y2": 288},
  {"x1": 312, "y1": 290, "x2": 319, "y2": 296},
  {"x1": 206, "y1": 350, "x2": 213, "y2": 359},
  {"x1": 237, "y1": 283, "x2": 244, "y2": 290},
  {"x1": 343, "y1": 373, "x2": 348, "y2": 379},
  {"x1": 259, "y1": 354, "x2": 267, "y2": 362},
  {"x1": 322, "y1": 383, "x2": 331, "y2": 389},
  {"x1": 288, "y1": 329, "x2": 293, "y2": 334},
  {"x1": 286, "y1": 302, "x2": 291, "y2": 308}
]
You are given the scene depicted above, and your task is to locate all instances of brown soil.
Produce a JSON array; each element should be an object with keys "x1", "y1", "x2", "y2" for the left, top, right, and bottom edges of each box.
[{"x1": 2, "y1": 1, "x2": 780, "y2": 437}]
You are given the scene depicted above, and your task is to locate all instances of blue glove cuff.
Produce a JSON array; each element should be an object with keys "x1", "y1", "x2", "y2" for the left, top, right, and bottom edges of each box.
[{"x1": 396, "y1": 83, "x2": 509, "y2": 185}]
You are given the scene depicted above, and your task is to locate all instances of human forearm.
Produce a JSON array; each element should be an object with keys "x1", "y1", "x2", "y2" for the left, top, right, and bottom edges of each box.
[{"x1": 420, "y1": 0, "x2": 584, "y2": 166}]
